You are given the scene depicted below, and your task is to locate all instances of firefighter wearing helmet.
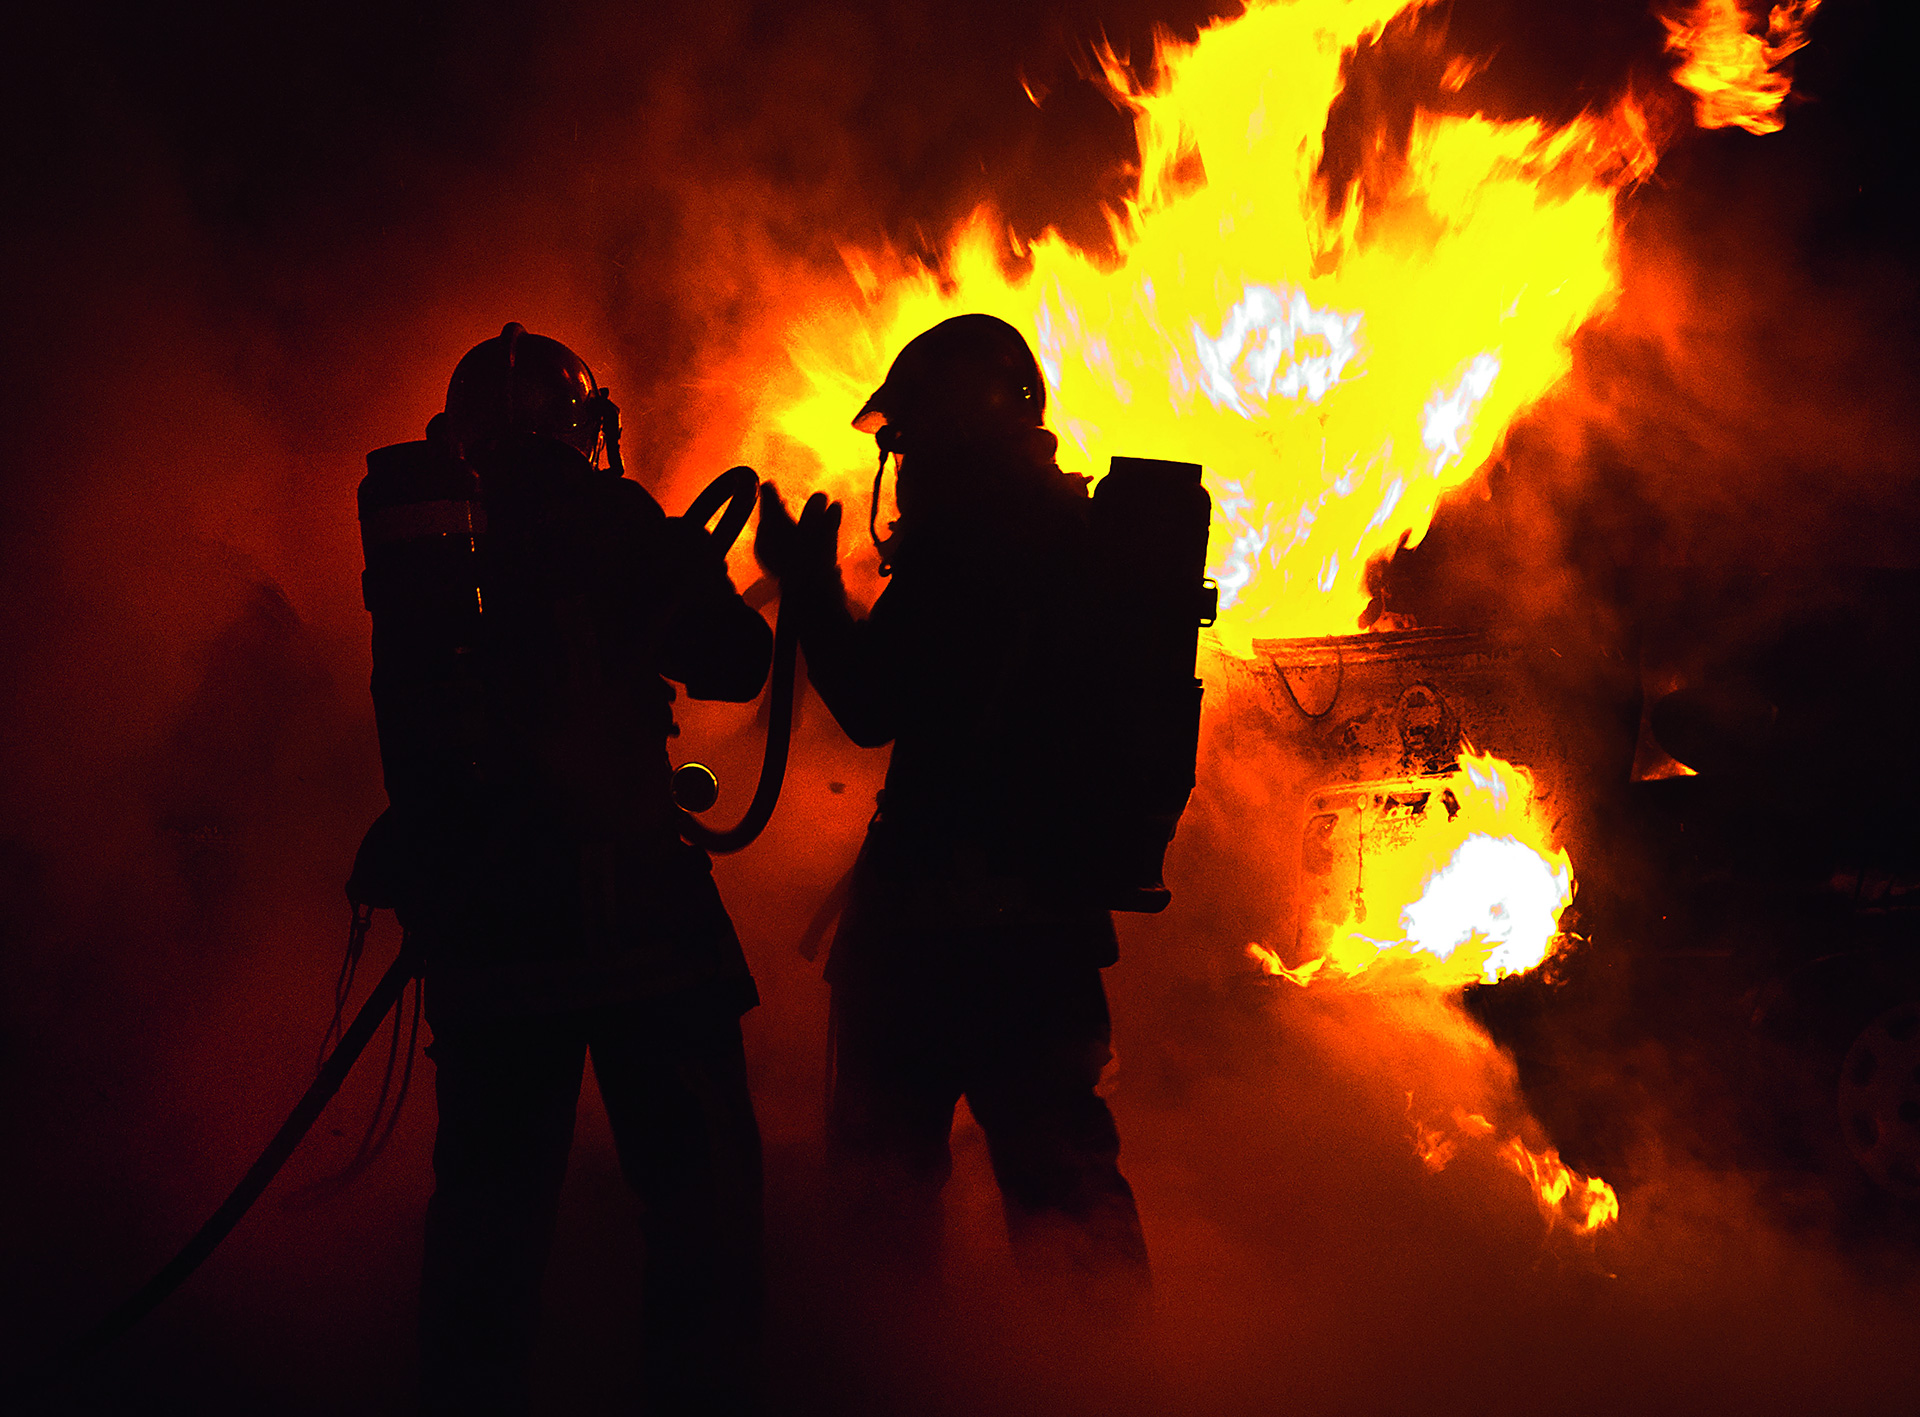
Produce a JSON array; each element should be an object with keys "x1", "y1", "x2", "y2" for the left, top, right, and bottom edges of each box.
[
  {"x1": 755, "y1": 314, "x2": 1152, "y2": 1295},
  {"x1": 357, "y1": 323, "x2": 772, "y2": 1414}
]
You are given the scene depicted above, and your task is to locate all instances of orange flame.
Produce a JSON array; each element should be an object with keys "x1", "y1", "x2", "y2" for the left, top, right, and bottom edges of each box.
[
  {"x1": 1662, "y1": 0, "x2": 1821, "y2": 135},
  {"x1": 1412, "y1": 1115, "x2": 1457, "y2": 1173},
  {"x1": 1247, "y1": 940, "x2": 1327, "y2": 987},
  {"x1": 1499, "y1": 1137, "x2": 1621, "y2": 1233},
  {"x1": 759, "y1": 0, "x2": 1669, "y2": 651},
  {"x1": 1404, "y1": 1105, "x2": 1619, "y2": 1232}
]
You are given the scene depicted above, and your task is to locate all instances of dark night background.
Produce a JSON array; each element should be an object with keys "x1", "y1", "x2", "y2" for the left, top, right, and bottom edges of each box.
[{"x1": 4, "y1": 0, "x2": 1919, "y2": 1412}]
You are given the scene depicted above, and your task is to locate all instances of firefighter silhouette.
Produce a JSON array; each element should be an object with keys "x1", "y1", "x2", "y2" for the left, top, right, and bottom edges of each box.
[
  {"x1": 357, "y1": 324, "x2": 772, "y2": 1415},
  {"x1": 755, "y1": 314, "x2": 1152, "y2": 1295}
]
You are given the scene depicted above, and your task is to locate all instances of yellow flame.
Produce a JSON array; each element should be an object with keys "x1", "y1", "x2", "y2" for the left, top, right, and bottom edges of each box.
[
  {"x1": 762, "y1": 0, "x2": 1664, "y2": 650},
  {"x1": 1253, "y1": 748, "x2": 1574, "y2": 989},
  {"x1": 1662, "y1": 0, "x2": 1820, "y2": 135}
]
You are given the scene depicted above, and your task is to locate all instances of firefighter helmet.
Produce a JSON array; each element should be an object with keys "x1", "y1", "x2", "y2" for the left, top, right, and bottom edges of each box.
[
  {"x1": 852, "y1": 314, "x2": 1046, "y2": 449},
  {"x1": 445, "y1": 322, "x2": 602, "y2": 461}
]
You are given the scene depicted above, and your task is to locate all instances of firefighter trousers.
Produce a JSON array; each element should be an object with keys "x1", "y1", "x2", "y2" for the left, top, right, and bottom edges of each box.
[
  {"x1": 418, "y1": 990, "x2": 763, "y2": 1416},
  {"x1": 826, "y1": 954, "x2": 1150, "y2": 1295}
]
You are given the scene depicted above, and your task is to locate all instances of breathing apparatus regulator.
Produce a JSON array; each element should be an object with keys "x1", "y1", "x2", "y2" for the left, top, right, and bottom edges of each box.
[
  {"x1": 8, "y1": 329, "x2": 797, "y2": 1400},
  {"x1": 854, "y1": 314, "x2": 1217, "y2": 912}
]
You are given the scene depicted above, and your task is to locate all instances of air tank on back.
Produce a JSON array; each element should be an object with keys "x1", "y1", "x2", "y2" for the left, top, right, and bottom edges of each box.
[{"x1": 1090, "y1": 455, "x2": 1216, "y2": 913}]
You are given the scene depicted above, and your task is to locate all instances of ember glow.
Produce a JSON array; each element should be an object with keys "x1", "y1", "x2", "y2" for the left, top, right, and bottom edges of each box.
[
  {"x1": 763, "y1": 0, "x2": 1664, "y2": 649},
  {"x1": 1663, "y1": 0, "x2": 1821, "y2": 135}
]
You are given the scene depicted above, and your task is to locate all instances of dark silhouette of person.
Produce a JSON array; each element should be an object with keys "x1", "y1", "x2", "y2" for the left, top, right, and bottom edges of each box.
[
  {"x1": 356, "y1": 324, "x2": 772, "y2": 1415},
  {"x1": 754, "y1": 314, "x2": 1151, "y2": 1297}
]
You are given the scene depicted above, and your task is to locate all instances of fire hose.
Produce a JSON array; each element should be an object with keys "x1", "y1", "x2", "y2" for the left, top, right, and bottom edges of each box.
[
  {"x1": 672, "y1": 464, "x2": 799, "y2": 855},
  {"x1": 7, "y1": 937, "x2": 420, "y2": 1405},
  {"x1": 11, "y1": 467, "x2": 795, "y2": 1402}
]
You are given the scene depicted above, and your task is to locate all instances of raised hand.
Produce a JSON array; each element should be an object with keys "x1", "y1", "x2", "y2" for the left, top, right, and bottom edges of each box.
[{"x1": 754, "y1": 484, "x2": 842, "y2": 584}]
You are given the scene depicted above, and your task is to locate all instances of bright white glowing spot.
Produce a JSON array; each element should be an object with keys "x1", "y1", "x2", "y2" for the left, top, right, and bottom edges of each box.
[
  {"x1": 1421, "y1": 353, "x2": 1500, "y2": 470},
  {"x1": 1033, "y1": 303, "x2": 1065, "y2": 393},
  {"x1": 1317, "y1": 552, "x2": 1339, "y2": 593},
  {"x1": 1194, "y1": 285, "x2": 1365, "y2": 417},
  {"x1": 1209, "y1": 477, "x2": 1271, "y2": 611},
  {"x1": 1401, "y1": 832, "x2": 1573, "y2": 982},
  {"x1": 1363, "y1": 477, "x2": 1405, "y2": 538},
  {"x1": 1463, "y1": 754, "x2": 1509, "y2": 811}
]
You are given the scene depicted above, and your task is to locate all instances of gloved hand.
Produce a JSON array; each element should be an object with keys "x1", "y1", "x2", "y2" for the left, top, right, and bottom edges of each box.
[{"x1": 754, "y1": 484, "x2": 842, "y2": 584}]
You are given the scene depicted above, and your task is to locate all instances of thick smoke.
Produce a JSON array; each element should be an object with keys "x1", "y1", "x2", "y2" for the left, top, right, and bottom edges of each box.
[
  {"x1": 1373, "y1": 0, "x2": 1920, "y2": 631},
  {"x1": 3, "y1": 0, "x2": 1919, "y2": 1412}
]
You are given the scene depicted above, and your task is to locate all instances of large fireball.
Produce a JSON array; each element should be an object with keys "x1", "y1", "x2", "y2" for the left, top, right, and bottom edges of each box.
[{"x1": 762, "y1": 0, "x2": 1658, "y2": 650}]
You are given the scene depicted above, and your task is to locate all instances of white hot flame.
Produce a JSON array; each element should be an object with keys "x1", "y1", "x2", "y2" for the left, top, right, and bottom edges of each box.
[
  {"x1": 1400, "y1": 832, "x2": 1574, "y2": 982},
  {"x1": 1192, "y1": 284, "x2": 1366, "y2": 416}
]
